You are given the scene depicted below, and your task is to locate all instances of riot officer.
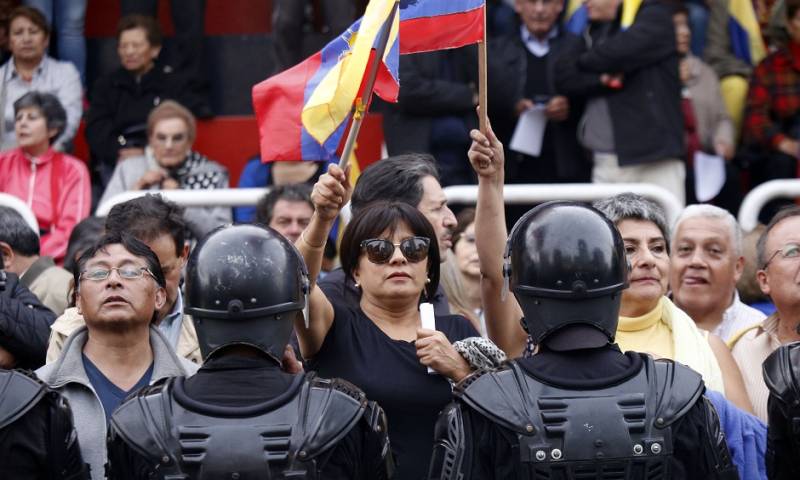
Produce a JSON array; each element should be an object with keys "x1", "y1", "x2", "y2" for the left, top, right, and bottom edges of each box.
[
  {"x1": 762, "y1": 342, "x2": 800, "y2": 479},
  {"x1": 106, "y1": 224, "x2": 393, "y2": 479},
  {"x1": 428, "y1": 202, "x2": 739, "y2": 479}
]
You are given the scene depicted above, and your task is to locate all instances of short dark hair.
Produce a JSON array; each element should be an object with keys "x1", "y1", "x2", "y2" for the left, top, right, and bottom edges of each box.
[
  {"x1": 340, "y1": 201, "x2": 440, "y2": 300},
  {"x1": 14, "y1": 91, "x2": 67, "y2": 143},
  {"x1": 756, "y1": 206, "x2": 800, "y2": 268},
  {"x1": 116, "y1": 14, "x2": 162, "y2": 47},
  {"x1": 8, "y1": 6, "x2": 50, "y2": 37},
  {"x1": 64, "y1": 217, "x2": 105, "y2": 274},
  {"x1": 105, "y1": 194, "x2": 186, "y2": 257},
  {"x1": 73, "y1": 232, "x2": 166, "y2": 292},
  {"x1": 350, "y1": 154, "x2": 439, "y2": 216},
  {"x1": 0, "y1": 206, "x2": 39, "y2": 256},
  {"x1": 255, "y1": 184, "x2": 313, "y2": 225}
]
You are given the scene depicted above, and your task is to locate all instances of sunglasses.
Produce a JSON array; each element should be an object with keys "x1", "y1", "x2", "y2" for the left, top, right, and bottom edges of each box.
[{"x1": 360, "y1": 236, "x2": 430, "y2": 264}]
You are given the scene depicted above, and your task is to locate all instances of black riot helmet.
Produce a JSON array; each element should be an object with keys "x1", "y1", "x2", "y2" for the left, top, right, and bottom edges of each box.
[
  {"x1": 504, "y1": 201, "x2": 629, "y2": 351},
  {"x1": 184, "y1": 224, "x2": 309, "y2": 363}
]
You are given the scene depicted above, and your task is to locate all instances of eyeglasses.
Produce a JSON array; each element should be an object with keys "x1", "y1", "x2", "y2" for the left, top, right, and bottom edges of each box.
[
  {"x1": 763, "y1": 242, "x2": 800, "y2": 269},
  {"x1": 80, "y1": 266, "x2": 156, "y2": 282},
  {"x1": 360, "y1": 237, "x2": 430, "y2": 264}
]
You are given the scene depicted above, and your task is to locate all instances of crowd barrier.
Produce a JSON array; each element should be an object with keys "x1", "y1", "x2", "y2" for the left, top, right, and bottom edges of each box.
[
  {"x1": 738, "y1": 179, "x2": 800, "y2": 232},
  {"x1": 0, "y1": 193, "x2": 39, "y2": 236}
]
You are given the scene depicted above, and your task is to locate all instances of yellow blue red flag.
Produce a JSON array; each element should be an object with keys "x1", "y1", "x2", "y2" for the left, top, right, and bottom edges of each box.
[{"x1": 727, "y1": 0, "x2": 766, "y2": 65}]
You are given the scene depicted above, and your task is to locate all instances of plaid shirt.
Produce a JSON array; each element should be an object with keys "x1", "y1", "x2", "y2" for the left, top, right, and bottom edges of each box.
[{"x1": 744, "y1": 41, "x2": 800, "y2": 150}]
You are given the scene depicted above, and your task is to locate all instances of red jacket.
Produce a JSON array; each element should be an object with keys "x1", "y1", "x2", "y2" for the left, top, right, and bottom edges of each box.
[{"x1": 0, "y1": 147, "x2": 90, "y2": 262}]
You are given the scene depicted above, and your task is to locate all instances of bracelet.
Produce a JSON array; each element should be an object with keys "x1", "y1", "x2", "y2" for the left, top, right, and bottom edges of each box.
[{"x1": 301, "y1": 230, "x2": 326, "y2": 249}]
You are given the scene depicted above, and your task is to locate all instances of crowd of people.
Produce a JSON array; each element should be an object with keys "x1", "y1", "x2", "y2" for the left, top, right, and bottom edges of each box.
[{"x1": 2, "y1": 0, "x2": 800, "y2": 479}]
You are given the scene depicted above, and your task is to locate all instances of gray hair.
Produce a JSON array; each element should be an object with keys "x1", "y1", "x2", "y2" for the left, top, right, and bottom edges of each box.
[
  {"x1": 672, "y1": 204, "x2": 742, "y2": 257},
  {"x1": 756, "y1": 205, "x2": 800, "y2": 268},
  {"x1": 13, "y1": 91, "x2": 67, "y2": 143},
  {"x1": 593, "y1": 193, "x2": 670, "y2": 247},
  {"x1": 0, "y1": 206, "x2": 39, "y2": 256}
]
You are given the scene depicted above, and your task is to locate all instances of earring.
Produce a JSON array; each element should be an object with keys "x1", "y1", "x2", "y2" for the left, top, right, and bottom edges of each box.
[
  {"x1": 354, "y1": 282, "x2": 360, "y2": 288},
  {"x1": 426, "y1": 277, "x2": 431, "y2": 284}
]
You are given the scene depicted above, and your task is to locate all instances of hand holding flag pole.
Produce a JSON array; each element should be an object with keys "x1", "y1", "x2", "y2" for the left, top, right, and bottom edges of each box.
[
  {"x1": 478, "y1": 4, "x2": 488, "y2": 135},
  {"x1": 339, "y1": 0, "x2": 401, "y2": 170}
]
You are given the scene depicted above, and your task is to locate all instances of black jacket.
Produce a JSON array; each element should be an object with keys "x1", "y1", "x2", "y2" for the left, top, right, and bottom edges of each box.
[
  {"x1": 0, "y1": 272, "x2": 56, "y2": 369},
  {"x1": 554, "y1": 0, "x2": 685, "y2": 167},
  {"x1": 86, "y1": 64, "x2": 208, "y2": 171},
  {"x1": 488, "y1": 29, "x2": 590, "y2": 182},
  {"x1": 381, "y1": 47, "x2": 479, "y2": 155}
]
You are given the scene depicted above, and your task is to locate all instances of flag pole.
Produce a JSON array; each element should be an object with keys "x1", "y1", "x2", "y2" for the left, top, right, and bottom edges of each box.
[
  {"x1": 478, "y1": 3, "x2": 488, "y2": 134},
  {"x1": 339, "y1": 0, "x2": 400, "y2": 169}
]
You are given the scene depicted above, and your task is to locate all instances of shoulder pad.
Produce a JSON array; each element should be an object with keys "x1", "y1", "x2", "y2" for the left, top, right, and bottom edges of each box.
[
  {"x1": 108, "y1": 378, "x2": 175, "y2": 464},
  {"x1": 0, "y1": 369, "x2": 47, "y2": 429},
  {"x1": 429, "y1": 402, "x2": 467, "y2": 480},
  {"x1": 650, "y1": 358, "x2": 704, "y2": 427},
  {"x1": 455, "y1": 364, "x2": 537, "y2": 435},
  {"x1": 300, "y1": 375, "x2": 367, "y2": 457},
  {"x1": 763, "y1": 342, "x2": 800, "y2": 408}
]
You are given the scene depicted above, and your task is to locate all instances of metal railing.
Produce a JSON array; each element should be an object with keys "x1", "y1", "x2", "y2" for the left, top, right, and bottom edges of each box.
[
  {"x1": 738, "y1": 179, "x2": 800, "y2": 232},
  {"x1": 95, "y1": 183, "x2": 684, "y2": 226},
  {"x1": 0, "y1": 193, "x2": 39, "y2": 235},
  {"x1": 443, "y1": 183, "x2": 684, "y2": 225}
]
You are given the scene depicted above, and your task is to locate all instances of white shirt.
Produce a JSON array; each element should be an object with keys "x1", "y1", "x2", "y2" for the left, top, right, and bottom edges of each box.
[
  {"x1": 714, "y1": 291, "x2": 766, "y2": 343},
  {"x1": 520, "y1": 25, "x2": 559, "y2": 58}
]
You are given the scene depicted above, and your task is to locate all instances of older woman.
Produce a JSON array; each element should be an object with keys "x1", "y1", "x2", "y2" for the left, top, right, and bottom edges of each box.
[
  {"x1": 86, "y1": 14, "x2": 209, "y2": 187},
  {"x1": 99, "y1": 100, "x2": 231, "y2": 239},
  {"x1": 0, "y1": 91, "x2": 89, "y2": 263},
  {"x1": 296, "y1": 165, "x2": 479, "y2": 480},
  {"x1": 468, "y1": 121, "x2": 753, "y2": 412},
  {"x1": 0, "y1": 6, "x2": 82, "y2": 150}
]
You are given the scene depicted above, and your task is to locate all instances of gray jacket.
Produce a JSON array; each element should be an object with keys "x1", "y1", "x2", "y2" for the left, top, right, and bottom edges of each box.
[
  {"x1": 98, "y1": 148, "x2": 232, "y2": 239},
  {"x1": 36, "y1": 326, "x2": 198, "y2": 480}
]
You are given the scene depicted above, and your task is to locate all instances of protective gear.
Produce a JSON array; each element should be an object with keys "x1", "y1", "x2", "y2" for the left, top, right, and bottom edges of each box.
[
  {"x1": 503, "y1": 201, "x2": 628, "y2": 349},
  {"x1": 107, "y1": 373, "x2": 392, "y2": 480},
  {"x1": 763, "y1": 341, "x2": 800, "y2": 479},
  {"x1": 0, "y1": 369, "x2": 89, "y2": 479},
  {"x1": 429, "y1": 357, "x2": 737, "y2": 480},
  {"x1": 184, "y1": 224, "x2": 309, "y2": 362}
]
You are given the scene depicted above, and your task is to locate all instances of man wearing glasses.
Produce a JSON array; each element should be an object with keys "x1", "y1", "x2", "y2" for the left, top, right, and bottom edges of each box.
[
  {"x1": 35, "y1": 232, "x2": 198, "y2": 480},
  {"x1": 730, "y1": 206, "x2": 800, "y2": 422}
]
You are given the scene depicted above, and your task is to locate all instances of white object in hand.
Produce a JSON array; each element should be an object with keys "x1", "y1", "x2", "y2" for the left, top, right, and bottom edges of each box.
[{"x1": 420, "y1": 302, "x2": 437, "y2": 374}]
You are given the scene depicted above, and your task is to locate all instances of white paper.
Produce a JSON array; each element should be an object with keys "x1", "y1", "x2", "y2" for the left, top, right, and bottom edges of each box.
[
  {"x1": 693, "y1": 151, "x2": 726, "y2": 202},
  {"x1": 419, "y1": 302, "x2": 437, "y2": 374},
  {"x1": 510, "y1": 106, "x2": 547, "y2": 157}
]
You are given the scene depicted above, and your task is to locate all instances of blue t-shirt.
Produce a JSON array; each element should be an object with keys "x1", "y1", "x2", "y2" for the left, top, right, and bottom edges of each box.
[
  {"x1": 82, "y1": 354, "x2": 154, "y2": 421},
  {"x1": 307, "y1": 303, "x2": 478, "y2": 480}
]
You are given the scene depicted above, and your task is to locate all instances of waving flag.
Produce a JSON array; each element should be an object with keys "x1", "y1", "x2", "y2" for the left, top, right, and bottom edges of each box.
[
  {"x1": 728, "y1": 0, "x2": 766, "y2": 65},
  {"x1": 253, "y1": 0, "x2": 487, "y2": 164}
]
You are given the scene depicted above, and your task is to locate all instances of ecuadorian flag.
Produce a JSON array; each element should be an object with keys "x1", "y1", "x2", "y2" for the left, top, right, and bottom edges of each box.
[
  {"x1": 253, "y1": 0, "x2": 487, "y2": 164},
  {"x1": 727, "y1": 0, "x2": 766, "y2": 65}
]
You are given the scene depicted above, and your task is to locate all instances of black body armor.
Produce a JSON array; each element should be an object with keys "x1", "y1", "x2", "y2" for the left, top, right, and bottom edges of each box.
[
  {"x1": 108, "y1": 372, "x2": 390, "y2": 480},
  {"x1": 430, "y1": 356, "x2": 722, "y2": 480},
  {"x1": 763, "y1": 341, "x2": 800, "y2": 479},
  {"x1": 0, "y1": 369, "x2": 88, "y2": 479}
]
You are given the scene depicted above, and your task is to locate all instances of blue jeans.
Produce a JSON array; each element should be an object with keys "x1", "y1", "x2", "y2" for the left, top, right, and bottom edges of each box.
[{"x1": 23, "y1": 0, "x2": 87, "y2": 85}]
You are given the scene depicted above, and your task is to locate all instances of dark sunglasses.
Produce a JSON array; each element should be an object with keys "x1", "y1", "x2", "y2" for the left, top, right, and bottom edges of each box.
[{"x1": 360, "y1": 236, "x2": 430, "y2": 264}]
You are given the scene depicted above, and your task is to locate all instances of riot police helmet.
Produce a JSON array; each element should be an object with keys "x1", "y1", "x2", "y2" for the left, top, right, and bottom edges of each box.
[
  {"x1": 184, "y1": 224, "x2": 309, "y2": 362},
  {"x1": 505, "y1": 201, "x2": 629, "y2": 350}
]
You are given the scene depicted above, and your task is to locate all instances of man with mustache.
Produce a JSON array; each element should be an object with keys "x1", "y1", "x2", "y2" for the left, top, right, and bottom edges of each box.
[
  {"x1": 36, "y1": 232, "x2": 198, "y2": 480},
  {"x1": 669, "y1": 204, "x2": 764, "y2": 343}
]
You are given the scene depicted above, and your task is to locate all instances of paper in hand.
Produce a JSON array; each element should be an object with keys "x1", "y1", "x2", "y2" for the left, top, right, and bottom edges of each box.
[
  {"x1": 420, "y1": 302, "x2": 437, "y2": 374},
  {"x1": 510, "y1": 105, "x2": 547, "y2": 157},
  {"x1": 693, "y1": 151, "x2": 726, "y2": 202}
]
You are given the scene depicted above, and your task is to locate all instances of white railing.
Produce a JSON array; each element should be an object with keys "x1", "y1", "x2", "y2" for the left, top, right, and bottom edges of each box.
[
  {"x1": 95, "y1": 183, "x2": 684, "y2": 226},
  {"x1": 444, "y1": 183, "x2": 684, "y2": 225},
  {"x1": 738, "y1": 179, "x2": 800, "y2": 232},
  {"x1": 95, "y1": 188, "x2": 271, "y2": 216},
  {"x1": 0, "y1": 193, "x2": 39, "y2": 236}
]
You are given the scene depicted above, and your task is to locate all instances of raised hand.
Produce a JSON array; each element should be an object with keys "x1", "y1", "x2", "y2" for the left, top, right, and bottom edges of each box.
[
  {"x1": 468, "y1": 121, "x2": 504, "y2": 180},
  {"x1": 310, "y1": 163, "x2": 352, "y2": 222}
]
